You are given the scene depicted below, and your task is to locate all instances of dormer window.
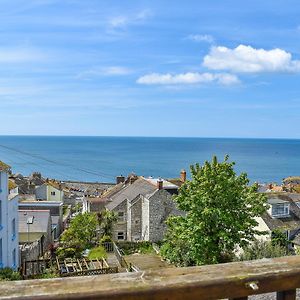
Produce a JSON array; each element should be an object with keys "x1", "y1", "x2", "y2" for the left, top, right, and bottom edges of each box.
[
  {"x1": 268, "y1": 198, "x2": 290, "y2": 218},
  {"x1": 271, "y1": 203, "x2": 290, "y2": 218}
]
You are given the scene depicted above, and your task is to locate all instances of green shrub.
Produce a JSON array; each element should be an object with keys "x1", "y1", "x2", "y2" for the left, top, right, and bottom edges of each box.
[
  {"x1": 117, "y1": 241, "x2": 153, "y2": 255},
  {"x1": 100, "y1": 235, "x2": 112, "y2": 243},
  {"x1": 238, "y1": 239, "x2": 288, "y2": 261},
  {"x1": 56, "y1": 246, "x2": 82, "y2": 259},
  {"x1": 88, "y1": 246, "x2": 107, "y2": 260},
  {"x1": 0, "y1": 268, "x2": 22, "y2": 281}
]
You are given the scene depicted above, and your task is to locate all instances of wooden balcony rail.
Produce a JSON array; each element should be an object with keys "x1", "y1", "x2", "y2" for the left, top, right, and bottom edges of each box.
[{"x1": 1, "y1": 255, "x2": 300, "y2": 300}]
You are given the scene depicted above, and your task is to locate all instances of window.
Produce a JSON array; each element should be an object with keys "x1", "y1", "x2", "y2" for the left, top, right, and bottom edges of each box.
[
  {"x1": 118, "y1": 211, "x2": 125, "y2": 222},
  {"x1": 12, "y1": 218, "x2": 16, "y2": 240},
  {"x1": 0, "y1": 238, "x2": 2, "y2": 267},
  {"x1": 51, "y1": 191, "x2": 56, "y2": 196},
  {"x1": 272, "y1": 203, "x2": 289, "y2": 217},
  {"x1": 117, "y1": 232, "x2": 125, "y2": 240},
  {"x1": 135, "y1": 219, "x2": 139, "y2": 225},
  {"x1": 12, "y1": 248, "x2": 16, "y2": 267}
]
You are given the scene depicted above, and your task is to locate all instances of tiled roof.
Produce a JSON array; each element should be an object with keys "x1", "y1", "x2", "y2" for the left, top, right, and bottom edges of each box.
[
  {"x1": 47, "y1": 180, "x2": 62, "y2": 190},
  {"x1": 0, "y1": 161, "x2": 11, "y2": 172},
  {"x1": 8, "y1": 180, "x2": 17, "y2": 190}
]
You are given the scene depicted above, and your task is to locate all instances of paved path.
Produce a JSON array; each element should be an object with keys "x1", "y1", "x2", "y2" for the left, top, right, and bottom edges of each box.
[{"x1": 106, "y1": 253, "x2": 126, "y2": 272}]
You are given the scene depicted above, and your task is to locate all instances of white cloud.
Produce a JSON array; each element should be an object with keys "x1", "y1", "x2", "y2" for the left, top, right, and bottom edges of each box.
[
  {"x1": 0, "y1": 47, "x2": 45, "y2": 63},
  {"x1": 77, "y1": 66, "x2": 131, "y2": 79},
  {"x1": 203, "y1": 44, "x2": 300, "y2": 73},
  {"x1": 108, "y1": 9, "x2": 151, "y2": 29},
  {"x1": 101, "y1": 66, "x2": 131, "y2": 75},
  {"x1": 109, "y1": 16, "x2": 128, "y2": 28},
  {"x1": 187, "y1": 34, "x2": 214, "y2": 43},
  {"x1": 137, "y1": 72, "x2": 239, "y2": 86}
]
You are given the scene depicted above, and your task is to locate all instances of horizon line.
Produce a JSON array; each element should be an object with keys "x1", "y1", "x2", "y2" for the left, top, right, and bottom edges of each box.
[{"x1": 0, "y1": 134, "x2": 300, "y2": 141}]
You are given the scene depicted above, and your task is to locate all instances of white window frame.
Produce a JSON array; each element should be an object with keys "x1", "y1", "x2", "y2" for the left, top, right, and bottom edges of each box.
[{"x1": 271, "y1": 203, "x2": 290, "y2": 217}]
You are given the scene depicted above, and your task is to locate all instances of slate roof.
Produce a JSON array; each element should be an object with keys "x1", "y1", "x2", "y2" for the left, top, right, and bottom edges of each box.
[
  {"x1": 106, "y1": 177, "x2": 157, "y2": 210},
  {"x1": 19, "y1": 210, "x2": 51, "y2": 233}
]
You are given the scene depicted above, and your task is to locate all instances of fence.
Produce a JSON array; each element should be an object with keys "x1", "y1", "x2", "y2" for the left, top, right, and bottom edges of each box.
[
  {"x1": 61, "y1": 266, "x2": 118, "y2": 277},
  {"x1": 20, "y1": 240, "x2": 42, "y2": 263},
  {"x1": 102, "y1": 241, "x2": 139, "y2": 272}
]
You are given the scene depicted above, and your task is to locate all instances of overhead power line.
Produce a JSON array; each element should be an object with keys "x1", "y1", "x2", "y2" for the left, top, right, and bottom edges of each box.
[{"x1": 0, "y1": 143, "x2": 116, "y2": 180}]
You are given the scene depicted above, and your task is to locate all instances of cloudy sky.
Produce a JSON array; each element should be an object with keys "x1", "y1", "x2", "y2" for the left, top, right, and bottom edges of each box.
[{"x1": 1, "y1": 0, "x2": 300, "y2": 138}]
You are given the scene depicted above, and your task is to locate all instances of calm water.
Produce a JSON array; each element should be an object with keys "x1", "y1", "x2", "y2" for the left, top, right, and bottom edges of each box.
[{"x1": 0, "y1": 136, "x2": 299, "y2": 183}]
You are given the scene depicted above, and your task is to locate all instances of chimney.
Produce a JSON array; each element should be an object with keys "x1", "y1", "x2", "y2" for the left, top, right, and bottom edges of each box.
[
  {"x1": 28, "y1": 181, "x2": 35, "y2": 194},
  {"x1": 116, "y1": 175, "x2": 125, "y2": 184},
  {"x1": 157, "y1": 178, "x2": 163, "y2": 190},
  {"x1": 180, "y1": 169, "x2": 187, "y2": 182}
]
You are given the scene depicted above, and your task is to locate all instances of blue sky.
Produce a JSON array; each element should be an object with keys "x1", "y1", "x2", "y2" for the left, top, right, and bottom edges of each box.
[{"x1": 1, "y1": 0, "x2": 300, "y2": 138}]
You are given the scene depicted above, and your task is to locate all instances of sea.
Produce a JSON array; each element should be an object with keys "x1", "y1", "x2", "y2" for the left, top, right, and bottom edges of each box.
[{"x1": 0, "y1": 136, "x2": 299, "y2": 184}]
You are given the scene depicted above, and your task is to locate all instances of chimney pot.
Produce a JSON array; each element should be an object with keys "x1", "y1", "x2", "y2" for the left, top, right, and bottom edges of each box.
[
  {"x1": 157, "y1": 178, "x2": 163, "y2": 190},
  {"x1": 116, "y1": 175, "x2": 125, "y2": 184},
  {"x1": 180, "y1": 169, "x2": 187, "y2": 182}
]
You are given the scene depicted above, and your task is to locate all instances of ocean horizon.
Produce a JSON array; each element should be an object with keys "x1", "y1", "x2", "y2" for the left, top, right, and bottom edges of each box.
[{"x1": 0, "y1": 135, "x2": 299, "y2": 184}]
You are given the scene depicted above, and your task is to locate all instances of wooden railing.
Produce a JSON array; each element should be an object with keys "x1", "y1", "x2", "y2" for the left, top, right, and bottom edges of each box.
[{"x1": 1, "y1": 255, "x2": 300, "y2": 299}]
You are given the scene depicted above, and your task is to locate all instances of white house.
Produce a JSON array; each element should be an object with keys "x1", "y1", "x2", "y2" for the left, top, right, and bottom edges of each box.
[{"x1": 0, "y1": 161, "x2": 19, "y2": 270}]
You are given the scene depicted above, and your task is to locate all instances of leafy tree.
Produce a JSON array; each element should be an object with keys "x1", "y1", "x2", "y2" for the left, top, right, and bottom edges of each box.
[
  {"x1": 97, "y1": 210, "x2": 118, "y2": 238},
  {"x1": 161, "y1": 156, "x2": 268, "y2": 266},
  {"x1": 238, "y1": 239, "x2": 287, "y2": 261},
  {"x1": 60, "y1": 212, "x2": 98, "y2": 254}
]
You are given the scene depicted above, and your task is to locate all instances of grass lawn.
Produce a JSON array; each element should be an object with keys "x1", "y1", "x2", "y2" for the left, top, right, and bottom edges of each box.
[{"x1": 88, "y1": 246, "x2": 107, "y2": 260}]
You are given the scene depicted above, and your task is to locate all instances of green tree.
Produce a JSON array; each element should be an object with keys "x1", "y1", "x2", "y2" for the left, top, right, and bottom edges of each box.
[
  {"x1": 161, "y1": 156, "x2": 268, "y2": 266},
  {"x1": 97, "y1": 210, "x2": 118, "y2": 238},
  {"x1": 60, "y1": 212, "x2": 98, "y2": 254},
  {"x1": 271, "y1": 229, "x2": 289, "y2": 249}
]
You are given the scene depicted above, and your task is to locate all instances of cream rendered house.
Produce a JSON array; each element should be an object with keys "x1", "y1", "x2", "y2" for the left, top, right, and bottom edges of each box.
[
  {"x1": 255, "y1": 194, "x2": 300, "y2": 249},
  {"x1": 35, "y1": 181, "x2": 64, "y2": 202}
]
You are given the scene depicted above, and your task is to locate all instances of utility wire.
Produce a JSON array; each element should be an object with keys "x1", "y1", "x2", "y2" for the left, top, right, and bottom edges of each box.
[
  {"x1": 0, "y1": 145, "x2": 80, "y2": 181},
  {"x1": 0, "y1": 143, "x2": 116, "y2": 180}
]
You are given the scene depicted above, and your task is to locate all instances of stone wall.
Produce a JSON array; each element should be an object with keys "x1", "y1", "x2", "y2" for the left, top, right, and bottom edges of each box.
[
  {"x1": 129, "y1": 197, "x2": 142, "y2": 241},
  {"x1": 112, "y1": 200, "x2": 127, "y2": 241},
  {"x1": 148, "y1": 189, "x2": 181, "y2": 242}
]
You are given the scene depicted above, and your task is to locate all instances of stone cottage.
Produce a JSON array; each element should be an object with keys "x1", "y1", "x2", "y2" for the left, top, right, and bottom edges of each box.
[{"x1": 104, "y1": 175, "x2": 184, "y2": 242}]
